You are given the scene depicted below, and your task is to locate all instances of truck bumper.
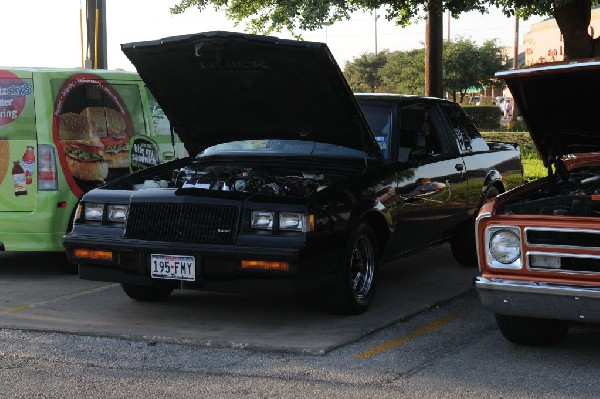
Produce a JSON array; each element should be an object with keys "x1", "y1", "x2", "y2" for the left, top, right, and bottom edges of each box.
[{"x1": 475, "y1": 276, "x2": 600, "y2": 324}]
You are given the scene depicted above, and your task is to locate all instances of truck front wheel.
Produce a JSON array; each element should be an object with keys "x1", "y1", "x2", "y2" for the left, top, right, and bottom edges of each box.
[{"x1": 495, "y1": 314, "x2": 569, "y2": 346}]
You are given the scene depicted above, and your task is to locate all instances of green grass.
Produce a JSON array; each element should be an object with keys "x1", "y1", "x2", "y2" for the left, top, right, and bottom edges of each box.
[{"x1": 481, "y1": 131, "x2": 546, "y2": 181}]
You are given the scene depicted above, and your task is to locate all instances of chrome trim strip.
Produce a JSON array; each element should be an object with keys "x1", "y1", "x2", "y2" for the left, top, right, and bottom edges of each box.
[
  {"x1": 475, "y1": 276, "x2": 600, "y2": 299},
  {"x1": 474, "y1": 212, "x2": 492, "y2": 272}
]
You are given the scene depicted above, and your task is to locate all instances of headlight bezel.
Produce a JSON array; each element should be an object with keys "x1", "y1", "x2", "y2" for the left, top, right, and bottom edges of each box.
[
  {"x1": 107, "y1": 204, "x2": 129, "y2": 223},
  {"x1": 84, "y1": 202, "x2": 104, "y2": 222},
  {"x1": 250, "y1": 210, "x2": 312, "y2": 233},
  {"x1": 485, "y1": 226, "x2": 522, "y2": 269}
]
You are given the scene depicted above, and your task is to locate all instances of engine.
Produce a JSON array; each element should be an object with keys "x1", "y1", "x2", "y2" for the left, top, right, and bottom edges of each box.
[
  {"x1": 161, "y1": 164, "x2": 327, "y2": 197},
  {"x1": 502, "y1": 166, "x2": 600, "y2": 217}
]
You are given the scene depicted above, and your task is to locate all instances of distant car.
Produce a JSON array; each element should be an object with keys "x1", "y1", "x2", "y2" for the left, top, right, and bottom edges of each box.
[
  {"x1": 475, "y1": 59, "x2": 600, "y2": 345},
  {"x1": 63, "y1": 31, "x2": 522, "y2": 315}
]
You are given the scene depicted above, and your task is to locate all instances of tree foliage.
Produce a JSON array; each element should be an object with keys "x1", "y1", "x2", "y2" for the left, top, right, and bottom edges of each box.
[
  {"x1": 172, "y1": 0, "x2": 600, "y2": 60},
  {"x1": 344, "y1": 52, "x2": 389, "y2": 93},
  {"x1": 344, "y1": 38, "x2": 505, "y2": 99}
]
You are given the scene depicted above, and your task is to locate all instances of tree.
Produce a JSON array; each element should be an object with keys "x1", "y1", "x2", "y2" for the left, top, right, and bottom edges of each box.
[
  {"x1": 344, "y1": 39, "x2": 504, "y2": 99},
  {"x1": 344, "y1": 52, "x2": 388, "y2": 93},
  {"x1": 380, "y1": 48, "x2": 426, "y2": 95},
  {"x1": 171, "y1": 0, "x2": 600, "y2": 99},
  {"x1": 444, "y1": 38, "x2": 506, "y2": 102}
]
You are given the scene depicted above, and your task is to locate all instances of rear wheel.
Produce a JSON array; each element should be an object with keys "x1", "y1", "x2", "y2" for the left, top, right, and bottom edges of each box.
[
  {"x1": 121, "y1": 283, "x2": 173, "y2": 302},
  {"x1": 451, "y1": 186, "x2": 500, "y2": 267},
  {"x1": 328, "y1": 223, "x2": 378, "y2": 315},
  {"x1": 495, "y1": 314, "x2": 569, "y2": 346}
]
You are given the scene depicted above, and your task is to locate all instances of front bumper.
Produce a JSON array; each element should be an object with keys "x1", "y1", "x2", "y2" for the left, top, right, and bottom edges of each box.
[
  {"x1": 475, "y1": 276, "x2": 600, "y2": 324},
  {"x1": 64, "y1": 234, "x2": 337, "y2": 294}
]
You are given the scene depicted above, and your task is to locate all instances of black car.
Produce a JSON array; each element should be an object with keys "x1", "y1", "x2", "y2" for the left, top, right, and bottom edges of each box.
[{"x1": 64, "y1": 32, "x2": 522, "y2": 314}]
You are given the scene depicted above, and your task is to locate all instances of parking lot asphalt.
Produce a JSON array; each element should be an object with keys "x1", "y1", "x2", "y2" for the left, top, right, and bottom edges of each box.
[{"x1": 0, "y1": 243, "x2": 476, "y2": 354}]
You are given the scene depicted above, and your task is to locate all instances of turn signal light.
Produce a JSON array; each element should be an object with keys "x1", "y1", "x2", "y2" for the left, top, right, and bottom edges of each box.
[
  {"x1": 241, "y1": 260, "x2": 289, "y2": 271},
  {"x1": 72, "y1": 249, "x2": 113, "y2": 261}
]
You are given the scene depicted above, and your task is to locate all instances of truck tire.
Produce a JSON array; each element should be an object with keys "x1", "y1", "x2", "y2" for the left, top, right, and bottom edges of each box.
[
  {"x1": 451, "y1": 186, "x2": 500, "y2": 267},
  {"x1": 495, "y1": 314, "x2": 569, "y2": 346},
  {"x1": 121, "y1": 283, "x2": 173, "y2": 302},
  {"x1": 328, "y1": 223, "x2": 378, "y2": 315}
]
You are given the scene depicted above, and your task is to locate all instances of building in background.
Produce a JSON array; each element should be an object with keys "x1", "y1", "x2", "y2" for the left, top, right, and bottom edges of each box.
[{"x1": 524, "y1": 6, "x2": 600, "y2": 66}]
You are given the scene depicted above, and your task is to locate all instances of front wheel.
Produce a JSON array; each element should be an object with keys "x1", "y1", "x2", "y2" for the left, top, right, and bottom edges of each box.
[
  {"x1": 495, "y1": 314, "x2": 569, "y2": 346},
  {"x1": 121, "y1": 283, "x2": 173, "y2": 302},
  {"x1": 328, "y1": 223, "x2": 378, "y2": 315}
]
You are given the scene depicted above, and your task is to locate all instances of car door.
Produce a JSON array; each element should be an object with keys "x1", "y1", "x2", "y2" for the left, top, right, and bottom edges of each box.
[{"x1": 387, "y1": 101, "x2": 469, "y2": 255}]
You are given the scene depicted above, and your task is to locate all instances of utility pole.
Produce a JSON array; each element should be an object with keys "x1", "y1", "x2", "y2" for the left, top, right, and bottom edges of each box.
[
  {"x1": 85, "y1": 0, "x2": 107, "y2": 69},
  {"x1": 513, "y1": 16, "x2": 520, "y2": 69},
  {"x1": 425, "y1": 0, "x2": 443, "y2": 98},
  {"x1": 374, "y1": 11, "x2": 380, "y2": 54}
]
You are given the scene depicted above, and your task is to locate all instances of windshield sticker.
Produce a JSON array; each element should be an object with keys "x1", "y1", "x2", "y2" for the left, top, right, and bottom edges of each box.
[{"x1": 130, "y1": 135, "x2": 159, "y2": 172}]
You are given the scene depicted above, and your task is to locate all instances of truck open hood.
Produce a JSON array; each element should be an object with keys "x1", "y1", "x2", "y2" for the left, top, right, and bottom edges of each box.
[
  {"x1": 498, "y1": 59, "x2": 600, "y2": 165},
  {"x1": 121, "y1": 31, "x2": 381, "y2": 159}
]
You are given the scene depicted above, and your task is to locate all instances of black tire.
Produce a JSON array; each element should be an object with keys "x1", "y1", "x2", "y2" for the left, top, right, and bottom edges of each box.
[
  {"x1": 121, "y1": 283, "x2": 173, "y2": 302},
  {"x1": 495, "y1": 314, "x2": 569, "y2": 346},
  {"x1": 328, "y1": 223, "x2": 378, "y2": 315},
  {"x1": 50, "y1": 252, "x2": 79, "y2": 274},
  {"x1": 450, "y1": 186, "x2": 501, "y2": 267}
]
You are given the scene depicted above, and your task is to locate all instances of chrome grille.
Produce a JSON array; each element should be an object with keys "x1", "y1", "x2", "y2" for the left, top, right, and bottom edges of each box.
[{"x1": 125, "y1": 203, "x2": 239, "y2": 244}]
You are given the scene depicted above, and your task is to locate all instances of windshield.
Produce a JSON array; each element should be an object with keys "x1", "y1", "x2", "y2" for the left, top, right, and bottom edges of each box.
[{"x1": 199, "y1": 140, "x2": 366, "y2": 158}]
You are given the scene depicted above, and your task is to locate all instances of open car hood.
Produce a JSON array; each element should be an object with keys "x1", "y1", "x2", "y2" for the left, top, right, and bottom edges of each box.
[
  {"x1": 121, "y1": 31, "x2": 381, "y2": 159},
  {"x1": 498, "y1": 59, "x2": 600, "y2": 165}
]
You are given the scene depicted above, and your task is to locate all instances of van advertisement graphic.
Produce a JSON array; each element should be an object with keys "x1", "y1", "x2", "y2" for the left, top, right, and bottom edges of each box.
[
  {"x1": 0, "y1": 70, "x2": 36, "y2": 211},
  {"x1": 52, "y1": 74, "x2": 139, "y2": 197},
  {"x1": 0, "y1": 70, "x2": 32, "y2": 127}
]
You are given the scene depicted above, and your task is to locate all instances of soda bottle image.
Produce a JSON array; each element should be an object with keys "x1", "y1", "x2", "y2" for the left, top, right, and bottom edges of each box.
[
  {"x1": 12, "y1": 160, "x2": 27, "y2": 196},
  {"x1": 22, "y1": 145, "x2": 35, "y2": 184}
]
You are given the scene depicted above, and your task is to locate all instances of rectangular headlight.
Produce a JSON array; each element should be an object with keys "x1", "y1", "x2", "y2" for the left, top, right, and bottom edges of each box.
[
  {"x1": 84, "y1": 203, "x2": 104, "y2": 221},
  {"x1": 251, "y1": 211, "x2": 275, "y2": 230},
  {"x1": 279, "y1": 212, "x2": 306, "y2": 232},
  {"x1": 107, "y1": 204, "x2": 129, "y2": 223}
]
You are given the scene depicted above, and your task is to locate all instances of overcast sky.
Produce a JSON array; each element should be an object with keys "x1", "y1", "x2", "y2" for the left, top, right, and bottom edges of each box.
[{"x1": 2, "y1": 1, "x2": 545, "y2": 71}]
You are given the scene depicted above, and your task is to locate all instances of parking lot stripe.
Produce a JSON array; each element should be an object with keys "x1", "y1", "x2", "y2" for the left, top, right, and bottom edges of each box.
[
  {"x1": 1, "y1": 283, "x2": 120, "y2": 313},
  {"x1": 354, "y1": 313, "x2": 460, "y2": 359}
]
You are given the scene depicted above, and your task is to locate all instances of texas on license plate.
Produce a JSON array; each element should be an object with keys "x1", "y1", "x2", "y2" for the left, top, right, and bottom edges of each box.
[{"x1": 150, "y1": 254, "x2": 196, "y2": 281}]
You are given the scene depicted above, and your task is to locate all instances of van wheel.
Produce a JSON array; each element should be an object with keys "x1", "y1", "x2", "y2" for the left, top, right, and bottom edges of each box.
[
  {"x1": 121, "y1": 283, "x2": 173, "y2": 302},
  {"x1": 495, "y1": 314, "x2": 569, "y2": 346},
  {"x1": 328, "y1": 223, "x2": 378, "y2": 315},
  {"x1": 50, "y1": 252, "x2": 78, "y2": 274},
  {"x1": 450, "y1": 186, "x2": 500, "y2": 267}
]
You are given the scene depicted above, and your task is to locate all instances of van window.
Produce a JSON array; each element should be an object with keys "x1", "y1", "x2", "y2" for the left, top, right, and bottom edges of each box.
[{"x1": 146, "y1": 88, "x2": 171, "y2": 136}]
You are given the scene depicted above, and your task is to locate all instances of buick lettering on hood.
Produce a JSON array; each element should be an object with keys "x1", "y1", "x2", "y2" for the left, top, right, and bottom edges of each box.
[{"x1": 63, "y1": 31, "x2": 522, "y2": 314}]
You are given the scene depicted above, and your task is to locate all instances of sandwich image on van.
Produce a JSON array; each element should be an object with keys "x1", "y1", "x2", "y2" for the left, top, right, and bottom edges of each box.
[{"x1": 0, "y1": 67, "x2": 185, "y2": 268}]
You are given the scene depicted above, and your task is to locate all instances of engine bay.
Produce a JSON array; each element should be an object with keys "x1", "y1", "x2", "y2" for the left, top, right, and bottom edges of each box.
[
  {"x1": 502, "y1": 164, "x2": 600, "y2": 217},
  {"x1": 132, "y1": 163, "x2": 330, "y2": 197}
]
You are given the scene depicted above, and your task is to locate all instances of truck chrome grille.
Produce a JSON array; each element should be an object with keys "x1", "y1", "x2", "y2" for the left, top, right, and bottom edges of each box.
[
  {"x1": 125, "y1": 203, "x2": 239, "y2": 244},
  {"x1": 527, "y1": 229, "x2": 600, "y2": 249},
  {"x1": 526, "y1": 227, "x2": 600, "y2": 274}
]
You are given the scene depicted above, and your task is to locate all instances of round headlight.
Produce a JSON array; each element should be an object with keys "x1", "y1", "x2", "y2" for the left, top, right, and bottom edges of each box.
[{"x1": 489, "y1": 230, "x2": 521, "y2": 264}]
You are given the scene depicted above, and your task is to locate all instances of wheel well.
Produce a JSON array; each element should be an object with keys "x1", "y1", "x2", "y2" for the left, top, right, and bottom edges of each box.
[{"x1": 361, "y1": 212, "x2": 390, "y2": 257}]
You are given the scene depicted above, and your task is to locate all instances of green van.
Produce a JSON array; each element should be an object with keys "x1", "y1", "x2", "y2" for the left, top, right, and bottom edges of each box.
[{"x1": 0, "y1": 67, "x2": 184, "y2": 258}]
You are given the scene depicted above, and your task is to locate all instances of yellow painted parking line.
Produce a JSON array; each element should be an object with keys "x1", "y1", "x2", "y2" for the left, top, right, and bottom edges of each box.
[
  {"x1": 1, "y1": 283, "x2": 120, "y2": 313},
  {"x1": 354, "y1": 313, "x2": 460, "y2": 359}
]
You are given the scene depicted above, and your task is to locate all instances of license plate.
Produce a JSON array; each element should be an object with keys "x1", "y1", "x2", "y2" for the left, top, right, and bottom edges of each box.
[{"x1": 150, "y1": 254, "x2": 196, "y2": 281}]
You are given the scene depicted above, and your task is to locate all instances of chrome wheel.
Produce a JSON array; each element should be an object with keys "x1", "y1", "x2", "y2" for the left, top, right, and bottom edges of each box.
[
  {"x1": 328, "y1": 223, "x2": 378, "y2": 315},
  {"x1": 350, "y1": 234, "x2": 375, "y2": 299}
]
